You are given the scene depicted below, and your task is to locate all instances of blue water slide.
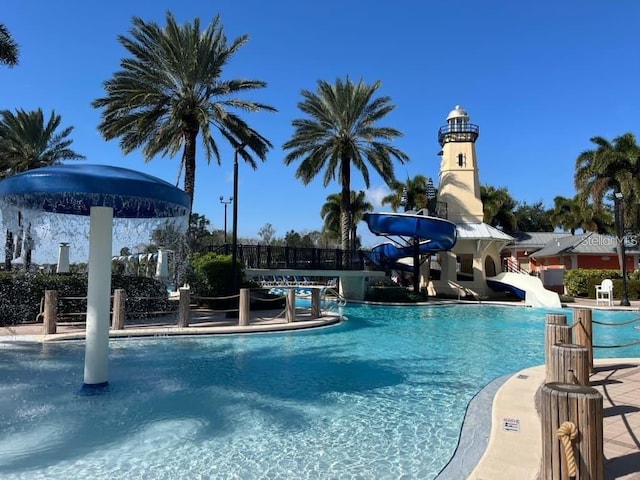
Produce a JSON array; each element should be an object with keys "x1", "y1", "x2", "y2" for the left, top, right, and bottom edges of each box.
[{"x1": 363, "y1": 213, "x2": 457, "y2": 269}]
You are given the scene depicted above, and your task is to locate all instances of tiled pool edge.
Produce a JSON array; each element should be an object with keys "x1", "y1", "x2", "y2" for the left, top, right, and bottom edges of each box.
[{"x1": 435, "y1": 373, "x2": 510, "y2": 479}]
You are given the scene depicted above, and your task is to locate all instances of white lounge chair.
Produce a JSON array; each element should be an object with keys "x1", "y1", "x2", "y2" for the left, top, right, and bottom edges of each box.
[{"x1": 595, "y1": 279, "x2": 613, "y2": 306}]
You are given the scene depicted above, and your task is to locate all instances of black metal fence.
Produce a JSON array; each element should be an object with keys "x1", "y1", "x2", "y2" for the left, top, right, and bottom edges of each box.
[{"x1": 203, "y1": 244, "x2": 385, "y2": 271}]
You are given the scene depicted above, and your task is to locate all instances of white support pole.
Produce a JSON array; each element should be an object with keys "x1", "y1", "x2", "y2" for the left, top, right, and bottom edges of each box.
[
  {"x1": 56, "y1": 242, "x2": 70, "y2": 273},
  {"x1": 155, "y1": 248, "x2": 169, "y2": 280},
  {"x1": 83, "y1": 206, "x2": 113, "y2": 389}
]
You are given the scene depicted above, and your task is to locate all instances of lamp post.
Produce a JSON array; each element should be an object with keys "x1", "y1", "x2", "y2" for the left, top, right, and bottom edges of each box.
[
  {"x1": 426, "y1": 177, "x2": 436, "y2": 215},
  {"x1": 219, "y1": 196, "x2": 232, "y2": 243},
  {"x1": 614, "y1": 192, "x2": 631, "y2": 306},
  {"x1": 231, "y1": 143, "x2": 247, "y2": 293}
]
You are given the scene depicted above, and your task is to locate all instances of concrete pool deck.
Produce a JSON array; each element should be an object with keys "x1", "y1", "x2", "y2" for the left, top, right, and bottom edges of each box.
[{"x1": 1, "y1": 299, "x2": 639, "y2": 478}]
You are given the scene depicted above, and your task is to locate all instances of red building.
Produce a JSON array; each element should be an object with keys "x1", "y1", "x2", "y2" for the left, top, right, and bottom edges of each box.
[{"x1": 502, "y1": 232, "x2": 639, "y2": 293}]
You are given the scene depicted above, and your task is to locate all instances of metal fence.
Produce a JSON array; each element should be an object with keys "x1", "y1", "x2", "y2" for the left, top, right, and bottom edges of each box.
[{"x1": 203, "y1": 244, "x2": 384, "y2": 271}]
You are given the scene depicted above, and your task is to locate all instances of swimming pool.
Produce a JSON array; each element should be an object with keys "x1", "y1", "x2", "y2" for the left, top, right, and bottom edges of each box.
[{"x1": 1, "y1": 304, "x2": 638, "y2": 479}]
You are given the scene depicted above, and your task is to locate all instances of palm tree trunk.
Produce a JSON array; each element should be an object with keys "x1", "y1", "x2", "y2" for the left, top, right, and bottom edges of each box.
[
  {"x1": 182, "y1": 127, "x2": 199, "y2": 212},
  {"x1": 340, "y1": 157, "x2": 351, "y2": 266}
]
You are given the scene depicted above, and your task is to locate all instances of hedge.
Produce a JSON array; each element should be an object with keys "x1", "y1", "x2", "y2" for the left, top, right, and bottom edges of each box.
[{"x1": 0, "y1": 273, "x2": 172, "y2": 326}]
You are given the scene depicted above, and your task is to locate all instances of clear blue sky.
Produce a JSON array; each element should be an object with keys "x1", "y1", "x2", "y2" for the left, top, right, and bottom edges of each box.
[{"x1": 2, "y1": 0, "x2": 640, "y2": 256}]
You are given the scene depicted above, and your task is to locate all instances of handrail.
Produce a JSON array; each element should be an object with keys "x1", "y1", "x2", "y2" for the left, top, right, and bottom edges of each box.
[
  {"x1": 200, "y1": 244, "x2": 384, "y2": 271},
  {"x1": 502, "y1": 257, "x2": 529, "y2": 275}
]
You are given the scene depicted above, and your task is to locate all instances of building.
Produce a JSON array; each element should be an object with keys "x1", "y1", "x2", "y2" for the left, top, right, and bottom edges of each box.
[
  {"x1": 425, "y1": 106, "x2": 514, "y2": 298},
  {"x1": 501, "y1": 232, "x2": 639, "y2": 293}
]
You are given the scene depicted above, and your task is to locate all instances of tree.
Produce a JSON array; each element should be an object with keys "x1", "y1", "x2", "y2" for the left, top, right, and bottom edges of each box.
[
  {"x1": 480, "y1": 185, "x2": 517, "y2": 233},
  {"x1": 550, "y1": 196, "x2": 584, "y2": 234},
  {"x1": 348, "y1": 191, "x2": 374, "y2": 250},
  {"x1": 258, "y1": 223, "x2": 276, "y2": 245},
  {"x1": 514, "y1": 201, "x2": 554, "y2": 232},
  {"x1": 283, "y1": 77, "x2": 408, "y2": 257},
  {"x1": 382, "y1": 174, "x2": 430, "y2": 212},
  {"x1": 321, "y1": 191, "x2": 373, "y2": 250},
  {"x1": 551, "y1": 195, "x2": 614, "y2": 235},
  {"x1": 0, "y1": 108, "x2": 85, "y2": 269},
  {"x1": 320, "y1": 193, "x2": 342, "y2": 243},
  {"x1": 574, "y1": 133, "x2": 640, "y2": 231},
  {"x1": 0, "y1": 24, "x2": 19, "y2": 67},
  {"x1": 92, "y1": 12, "x2": 276, "y2": 210}
]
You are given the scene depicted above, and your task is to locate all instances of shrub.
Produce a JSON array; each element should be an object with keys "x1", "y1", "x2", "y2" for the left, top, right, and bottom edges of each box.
[
  {"x1": 564, "y1": 269, "x2": 621, "y2": 297},
  {"x1": 0, "y1": 272, "x2": 171, "y2": 325},
  {"x1": 366, "y1": 286, "x2": 428, "y2": 303},
  {"x1": 187, "y1": 252, "x2": 241, "y2": 296}
]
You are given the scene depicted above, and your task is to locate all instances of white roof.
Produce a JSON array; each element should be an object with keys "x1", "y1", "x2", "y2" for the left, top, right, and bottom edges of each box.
[
  {"x1": 446, "y1": 105, "x2": 469, "y2": 121},
  {"x1": 455, "y1": 222, "x2": 514, "y2": 241}
]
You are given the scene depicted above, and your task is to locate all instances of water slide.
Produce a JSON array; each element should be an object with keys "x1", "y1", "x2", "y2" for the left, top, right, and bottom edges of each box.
[
  {"x1": 487, "y1": 272, "x2": 562, "y2": 309},
  {"x1": 364, "y1": 212, "x2": 457, "y2": 270}
]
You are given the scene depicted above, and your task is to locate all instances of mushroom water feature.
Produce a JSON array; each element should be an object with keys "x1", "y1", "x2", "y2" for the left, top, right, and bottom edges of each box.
[{"x1": 0, "y1": 164, "x2": 190, "y2": 392}]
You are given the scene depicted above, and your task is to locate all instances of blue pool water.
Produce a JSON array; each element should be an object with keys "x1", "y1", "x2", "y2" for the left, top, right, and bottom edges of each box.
[{"x1": 1, "y1": 304, "x2": 639, "y2": 479}]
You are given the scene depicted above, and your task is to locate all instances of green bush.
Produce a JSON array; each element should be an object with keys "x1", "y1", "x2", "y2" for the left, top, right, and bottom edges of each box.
[
  {"x1": 563, "y1": 269, "x2": 621, "y2": 297},
  {"x1": 187, "y1": 252, "x2": 241, "y2": 296},
  {"x1": 365, "y1": 286, "x2": 428, "y2": 303},
  {"x1": 0, "y1": 272, "x2": 172, "y2": 326}
]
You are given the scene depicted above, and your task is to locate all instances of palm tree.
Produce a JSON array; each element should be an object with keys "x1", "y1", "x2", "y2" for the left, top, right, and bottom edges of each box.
[
  {"x1": 550, "y1": 196, "x2": 584, "y2": 234},
  {"x1": 92, "y1": 12, "x2": 276, "y2": 210},
  {"x1": 480, "y1": 185, "x2": 517, "y2": 233},
  {"x1": 0, "y1": 108, "x2": 85, "y2": 269},
  {"x1": 574, "y1": 133, "x2": 640, "y2": 231},
  {"x1": 0, "y1": 24, "x2": 19, "y2": 67},
  {"x1": 284, "y1": 77, "x2": 408, "y2": 256},
  {"x1": 321, "y1": 191, "x2": 373, "y2": 250},
  {"x1": 382, "y1": 174, "x2": 431, "y2": 212},
  {"x1": 349, "y1": 191, "x2": 374, "y2": 249},
  {"x1": 551, "y1": 195, "x2": 614, "y2": 235},
  {"x1": 320, "y1": 193, "x2": 342, "y2": 243}
]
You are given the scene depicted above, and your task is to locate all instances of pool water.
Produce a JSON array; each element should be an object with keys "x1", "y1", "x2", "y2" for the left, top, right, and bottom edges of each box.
[{"x1": 1, "y1": 304, "x2": 638, "y2": 479}]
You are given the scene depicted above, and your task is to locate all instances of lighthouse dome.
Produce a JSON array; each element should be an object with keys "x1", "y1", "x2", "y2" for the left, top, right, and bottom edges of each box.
[{"x1": 446, "y1": 105, "x2": 469, "y2": 121}]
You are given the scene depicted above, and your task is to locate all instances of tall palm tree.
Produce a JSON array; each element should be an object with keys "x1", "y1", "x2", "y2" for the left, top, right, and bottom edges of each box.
[
  {"x1": 0, "y1": 108, "x2": 85, "y2": 269},
  {"x1": 480, "y1": 185, "x2": 517, "y2": 233},
  {"x1": 321, "y1": 191, "x2": 373, "y2": 250},
  {"x1": 92, "y1": 12, "x2": 276, "y2": 210},
  {"x1": 284, "y1": 77, "x2": 408, "y2": 256},
  {"x1": 574, "y1": 133, "x2": 640, "y2": 231},
  {"x1": 382, "y1": 174, "x2": 431, "y2": 212},
  {"x1": 0, "y1": 24, "x2": 19, "y2": 67}
]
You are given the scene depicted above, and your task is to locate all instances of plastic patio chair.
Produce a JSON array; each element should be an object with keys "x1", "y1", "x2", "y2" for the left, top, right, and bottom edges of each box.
[{"x1": 595, "y1": 279, "x2": 613, "y2": 306}]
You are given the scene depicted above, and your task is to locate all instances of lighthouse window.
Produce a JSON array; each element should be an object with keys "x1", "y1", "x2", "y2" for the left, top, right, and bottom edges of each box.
[{"x1": 457, "y1": 153, "x2": 466, "y2": 167}]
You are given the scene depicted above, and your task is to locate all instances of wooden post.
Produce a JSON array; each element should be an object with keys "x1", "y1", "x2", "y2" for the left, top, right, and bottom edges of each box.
[
  {"x1": 43, "y1": 290, "x2": 57, "y2": 335},
  {"x1": 311, "y1": 288, "x2": 321, "y2": 319},
  {"x1": 112, "y1": 289, "x2": 126, "y2": 330},
  {"x1": 239, "y1": 288, "x2": 250, "y2": 326},
  {"x1": 545, "y1": 323, "x2": 572, "y2": 382},
  {"x1": 285, "y1": 288, "x2": 295, "y2": 323},
  {"x1": 177, "y1": 287, "x2": 190, "y2": 328},
  {"x1": 550, "y1": 344, "x2": 590, "y2": 386},
  {"x1": 573, "y1": 308, "x2": 593, "y2": 373},
  {"x1": 541, "y1": 382, "x2": 604, "y2": 480},
  {"x1": 546, "y1": 313, "x2": 567, "y2": 326}
]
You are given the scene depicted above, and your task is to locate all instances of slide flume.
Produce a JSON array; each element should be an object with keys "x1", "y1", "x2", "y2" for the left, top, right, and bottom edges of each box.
[
  {"x1": 487, "y1": 272, "x2": 562, "y2": 308},
  {"x1": 364, "y1": 213, "x2": 457, "y2": 269}
]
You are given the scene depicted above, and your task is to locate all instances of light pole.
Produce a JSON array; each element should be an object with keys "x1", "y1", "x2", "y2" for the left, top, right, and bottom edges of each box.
[
  {"x1": 231, "y1": 143, "x2": 247, "y2": 293},
  {"x1": 426, "y1": 177, "x2": 436, "y2": 215},
  {"x1": 614, "y1": 192, "x2": 631, "y2": 306},
  {"x1": 219, "y1": 196, "x2": 232, "y2": 243}
]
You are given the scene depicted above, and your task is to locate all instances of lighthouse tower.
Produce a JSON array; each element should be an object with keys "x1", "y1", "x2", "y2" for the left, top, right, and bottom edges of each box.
[{"x1": 437, "y1": 106, "x2": 483, "y2": 223}]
